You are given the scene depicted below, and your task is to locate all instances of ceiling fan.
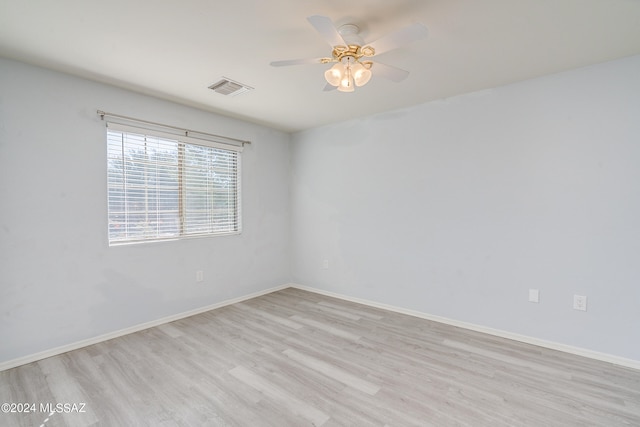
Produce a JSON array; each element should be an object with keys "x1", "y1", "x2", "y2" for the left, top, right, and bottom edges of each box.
[{"x1": 270, "y1": 15, "x2": 428, "y2": 92}]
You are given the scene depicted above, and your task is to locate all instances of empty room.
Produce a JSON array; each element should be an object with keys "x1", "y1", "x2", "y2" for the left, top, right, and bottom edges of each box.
[{"x1": 1, "y1": 1, "x2": 639, "y2": 426}]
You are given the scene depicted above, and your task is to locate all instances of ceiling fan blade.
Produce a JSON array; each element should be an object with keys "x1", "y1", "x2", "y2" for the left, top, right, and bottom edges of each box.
[
  {"x1": 323, "y1": 83, "x2": 337, "y2": 92},
  {"x1": 371, "y1": 61, "x2": 410, "y2": 82},
  {"x1": 367, "y1": 23, "x2": 428, "y2": 56},
  {"x1": 270, "y1": 58, "x2": 326, "y2": 67},
  {"x1": 307, "y1": 15, "x2": 347, "y2": 47}
]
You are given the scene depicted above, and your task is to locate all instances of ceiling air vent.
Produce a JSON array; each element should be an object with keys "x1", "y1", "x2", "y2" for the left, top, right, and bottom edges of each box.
[{"x1": 208, "y1": 77, "x2": 254, "y2": 96}]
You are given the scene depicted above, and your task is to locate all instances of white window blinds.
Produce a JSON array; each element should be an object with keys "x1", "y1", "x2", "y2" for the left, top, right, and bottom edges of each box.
[{"x1": 106, "y1": 123, "x2": 241, "y2": 245}]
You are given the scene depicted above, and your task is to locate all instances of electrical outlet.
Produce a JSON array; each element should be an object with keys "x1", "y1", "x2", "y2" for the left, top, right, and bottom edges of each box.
[
  {"x1": 528, "y1": 289, "x2": 539, "y2": 303},
  {"x1": 322, "y1": 259, "x2": 329, "y2": 269},
  {"x1": 573, "y1": 295, "x2": 587, "y2": 311},
  {"x1": 196, "y1": 270, "x2": 204, "y2": 282}
]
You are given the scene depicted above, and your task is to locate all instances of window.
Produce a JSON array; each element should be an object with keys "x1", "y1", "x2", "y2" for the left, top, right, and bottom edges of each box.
[{"x1": 106, "y1": 123, "x2": 241, "y2": 245}]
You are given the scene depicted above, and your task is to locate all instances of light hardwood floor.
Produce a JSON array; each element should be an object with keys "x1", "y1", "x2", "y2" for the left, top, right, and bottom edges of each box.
[{"x1": 1, "y1": 288, "x2": 639, "y2": 426}]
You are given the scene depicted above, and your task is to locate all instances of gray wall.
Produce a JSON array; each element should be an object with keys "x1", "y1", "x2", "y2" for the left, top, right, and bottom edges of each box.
[
  {"x1": 291, "y1": 55, "x2": 640, "y2": 361},
  {"x1": 0, "y1": 58, "x2": 291, "y2": 363},
  {"x1": 2, "y1": 54, "x2": 639, "y2": 366}
]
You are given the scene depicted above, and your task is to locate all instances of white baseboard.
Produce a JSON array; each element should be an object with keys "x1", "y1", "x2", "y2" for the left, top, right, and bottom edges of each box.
[
  {"x1": 0, "y1": 284, "x2": 289, "y2": 372},
  {"x1": 4, "y1": 283, "x2": 638, "y2": 372},
  {"x1": 290, "y1": 283, "x2": 640, "y2": 371}
]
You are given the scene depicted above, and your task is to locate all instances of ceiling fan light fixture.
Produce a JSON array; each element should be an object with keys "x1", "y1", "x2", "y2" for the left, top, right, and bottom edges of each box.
[
  {"x1": 337, "y1": 59, "x2": 355, "y2": 92},
  {"x1": 338, "y1": 56, "x2": 358, "y2": 92},
  {"x1": 352, "y1": 62, "x2": 372, "y2": 87},
  {"x1": 337, "y1": 75, "x2": 355, "y2": 92},
  {"x1": 324, "y1": 63, "x2": 343, "y2": 86}
]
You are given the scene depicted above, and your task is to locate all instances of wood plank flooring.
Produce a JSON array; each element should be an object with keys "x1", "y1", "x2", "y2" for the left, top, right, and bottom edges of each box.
[{"x1": 1, "y1": 287, "x2": 639, "y2": 426}]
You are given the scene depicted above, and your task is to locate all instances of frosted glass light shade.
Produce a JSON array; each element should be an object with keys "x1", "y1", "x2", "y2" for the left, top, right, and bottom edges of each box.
[
  {"x1": 353, "y1": 62, "x2": 372, "y2": 87},
  {"x1": 324, "y1": 63, "x2": 343, "y2": 86},
  {"x1": 337, "y1": 75, "x2": 354, "y2": 92}
]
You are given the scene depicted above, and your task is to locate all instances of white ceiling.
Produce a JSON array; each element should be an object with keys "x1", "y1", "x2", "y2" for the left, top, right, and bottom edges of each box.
[{"x1": 2, "y1": 0, "x2": 640, "y2": 133}]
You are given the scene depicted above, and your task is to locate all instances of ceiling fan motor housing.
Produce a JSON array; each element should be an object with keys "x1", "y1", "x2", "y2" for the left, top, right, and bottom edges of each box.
[
  {"x1": 338, "y1": 24, "x2": 364, "y2": 45},
  {"x1": 332, "y1": 24, "x2": 375, "y2": 62}
]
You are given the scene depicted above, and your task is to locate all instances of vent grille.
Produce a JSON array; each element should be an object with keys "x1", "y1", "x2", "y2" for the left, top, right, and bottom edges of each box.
[{"x1": 208, "y1": 78, "x2": 254, "y2": 96}]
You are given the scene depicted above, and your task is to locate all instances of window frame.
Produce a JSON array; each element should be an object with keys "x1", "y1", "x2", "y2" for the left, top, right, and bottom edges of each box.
[{"x1": 106, "y1": 122, "x2": 242, "y2": 246}]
